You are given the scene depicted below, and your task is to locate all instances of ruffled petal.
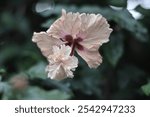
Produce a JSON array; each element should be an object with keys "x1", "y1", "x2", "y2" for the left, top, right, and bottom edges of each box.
[
  {"x1": 47, "y1": 9, "x2": 81, "y2": 39},
  {"x1": 48, "y1": 45, "x2": 72, "y2": 63},
  {"x1": 46, "y1": 45, "x2": 78, "y2": 80},
  {"x1": 79, "y1": 14, "x2": 112, "y2": 51},
  {"x1": 46, "y1": 63, "x2": 67, "y2": 80},
  {"x1": 63, "y1": 56, "x2": 78, "y2": 78},
  {"x1": 75, "y1": 13, "x2": 112, "y2": 68},
  {"x1": 64, "y1": 56, "x2": 78, "y2": 70},
  {"x1": 76, "y1": 48, "x2": 102, "y2": 68},
  {"x1": 32, "y1": 32, "x2": 63, "y2": 57}
]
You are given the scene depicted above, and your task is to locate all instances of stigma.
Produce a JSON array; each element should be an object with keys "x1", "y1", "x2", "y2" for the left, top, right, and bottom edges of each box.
[{"x1": 60, "y1": 35, "x2": 84, "y2": 56}]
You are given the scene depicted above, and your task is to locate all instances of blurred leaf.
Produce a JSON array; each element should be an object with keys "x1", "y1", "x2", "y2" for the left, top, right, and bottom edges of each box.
[
  {"x1": 103, "y1": 33, "x2": 124, "y2": 66},
  {"x1": 117, "y1": 65, "x2": 146, "y2": 90},
  {"x1": 66, "y1": 65, "x2": 102, "y2": 98},
  {"x1": 29, "y1": 77, "x2": 72, "y2": 93},
  {"x1": 23, "y1": 87, "x2": 72, "y2": 100},
  {"x1": 38, "y1": 5, "x2": 77, "y2": 17},
  {"x1": 113, "y1": 65, "x2": 147, "y2": 99},
  {"x1": 1, "y1": 82, "x2": 12, "y2": 99},
  {"x1": 0, "y1": 44, "x2": 42, "y2": 71},
  {"x1": 0, "y1": 68, "x2": 6, "y2": 81},
  {"x1": 0, "y1": 12, "x2": 30, "y2": 36},
  {"x1": 2, "y1": 85, "x2": 72, "y2": 100},
  {"x1": 35, "y1": 0, "x2": 55, "y2": 13},
  {"x1": 108, "y1": 0, "x2": 127, "y2": 7},
  {"x1": 0, "y1": 45, "x2": 20, "y2": 64},
  {"x1": 0, "y1": 69, "x2": 6, "y2": 75},
  {"x1": 141, "y1": 82, "x2": 150, "y2": 96},
  {"x1": 0, "y1": 12, "x2": 15, "y2": 29},
  {"x1": 41, "y1": 19, "x2": 55, "y2": 28},
  {"x1": 110, "y1": 10, "x2": 148, "y2": 42},
  {"x1": 27, "y1": 62, "x2": 47, "y2": 79},
  {"x1": 135, "y1": 5, "x2": 150, "y2": 16}
]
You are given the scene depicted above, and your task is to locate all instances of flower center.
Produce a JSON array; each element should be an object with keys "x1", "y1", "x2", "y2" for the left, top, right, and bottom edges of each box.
[{"x1": 61, "y1": 35, "x2": 84, "y2": 56}]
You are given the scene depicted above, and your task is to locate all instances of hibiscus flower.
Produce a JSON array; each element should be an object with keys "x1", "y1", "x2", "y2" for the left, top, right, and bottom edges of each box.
[
  {"x1": 46, "y1": 45, "x2": 78, "y2": 80},
  {"x1": 47, "y1": 9, "x2": 112, "y2": 68},
  {"x1": 32, "y1": 9, "x2": 112, "y2": 79}
]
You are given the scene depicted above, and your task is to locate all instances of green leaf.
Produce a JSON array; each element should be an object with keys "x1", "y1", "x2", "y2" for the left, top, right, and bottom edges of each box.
[
  {"x1": 41, "y1": 19, "x2": 55, "y2": 28},
  {"x1": 2, "y1": 85, "x2": 72, "y2": 100},
  {"x1": 103, "y1": 33, "x2": 124, "y2": 67},
  {"x1": 0, "y1": 12, "x2": 30, "y2": 36},
  {"x1": 0, "y1": 82, "x2": 12, "y2": 99},
  {"x1": 113, "y1": 10, "x2": 148, "y2": 42},
  {"x1": 67, "y1": 65, "x2": 102, "y2": 98},
  {"x1": 27, "y1": 62, "x2": 47, "y2": 79},
  {"x1": 0, "y1": 69, "x2": 6, "y2": 75},
  {"x1": 117, "y1": 65, "x2": 146, "y2": 89},
  {"x1": 22, "y1": 87, "x2": 72, "y2": 100},
  {"x1": 108, "y1": 0, "x2": 127, "y2": 7},
  {"x1": 141, "y1": 82, "x2": 150, "y2": 96},
  {"x1": 135, "y1": 6, "x2": 150, "y2": 16},
  {"x1": 0, "y1": 45, "x2": 19, "y2": 64}
]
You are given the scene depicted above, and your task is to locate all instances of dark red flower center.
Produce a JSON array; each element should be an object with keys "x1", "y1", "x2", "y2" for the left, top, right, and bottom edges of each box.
[{"x1": 60, "y1": 35, "x2": 84, "y2": 56}]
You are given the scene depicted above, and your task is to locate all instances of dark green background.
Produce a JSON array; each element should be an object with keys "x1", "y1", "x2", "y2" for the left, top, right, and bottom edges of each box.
[{"x1": 0, "y1": 0, "x2": 150, "y2": 99}]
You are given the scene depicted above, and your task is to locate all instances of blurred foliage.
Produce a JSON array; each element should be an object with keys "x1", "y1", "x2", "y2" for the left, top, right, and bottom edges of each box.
[
  {"x1": 0, "y1": 0, "x2": 150, "y2": 100},
  {"x1": 141, "y1": 81, "x2": 150, "y2": 96}
]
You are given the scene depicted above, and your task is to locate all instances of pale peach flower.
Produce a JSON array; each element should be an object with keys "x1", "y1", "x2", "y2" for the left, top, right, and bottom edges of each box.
[
  {"x1": 32, "y1": 9, "x2": 112, "y2": 79},
  {"x1": 32, "y1": 32, "x2": 64, "y2": 57},
  {"x1": 47, "y1": 9, "x2": 112, "y2": 68},
  {"x1": 45, "y1": 45, "x2": 78, "y2": 80}
]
